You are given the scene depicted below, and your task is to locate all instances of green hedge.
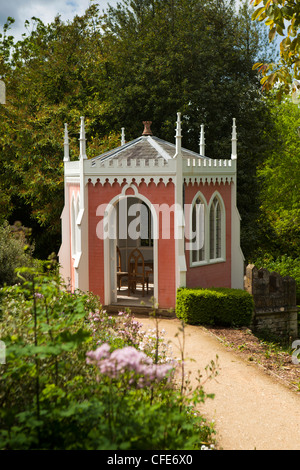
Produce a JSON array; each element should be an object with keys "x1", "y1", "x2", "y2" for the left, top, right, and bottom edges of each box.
[{"x1": 176, "y1": 287, "x2": 254, "y2": 327}]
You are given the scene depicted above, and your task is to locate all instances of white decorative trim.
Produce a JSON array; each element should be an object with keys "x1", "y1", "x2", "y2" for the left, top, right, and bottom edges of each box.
[
  {"x1": 184, "y1": 176, "x2": 234, "y2": 185},
  {"x1": 64, "y1": 156, "x2": 236, "y2": 188},
  {"x1": 121, "y1": 183, "x2": 138, "y2": 196},
  {"x1": 175, "y1": 112, "x2": 182, "y2": 157},
  {"x1": 64, "y1": 123, "x2": 70, "y2": 162},
  {"x1": 76, "y1": 208, "x2": 84, "y2": 226},
  {"x1": 184, "y1": 158, "x2": 234, "y2": 169},
  {"x1": 73, "y1": 252, "x2": 81, "y2": 269},
  {"x1": 79, "y1": 116, "x2": 87, "y2": 160},
  {"x1": 121, "y1": 128, "x2": 126, "y2": 146},
  {"x1": 86, "y1": 175, "x2": 175, "y2": 186},
  {"x1": 65, "y1": 162, "x2": 80, "y2": 176},
  {"x1": 183, "y1": 158, "x2": 236, "y2": 184},
  {"x1": 231, "y1": 118, "x2": 237, "y2": 160},
  {"x1": 199, "y1": 124, "x2": 205, "y2": 156},
  {"x1": 89, "y1": 157, "x2": 176, "y2": 172}
]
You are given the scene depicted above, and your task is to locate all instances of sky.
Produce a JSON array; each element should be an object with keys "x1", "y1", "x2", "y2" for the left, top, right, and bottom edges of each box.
[{"x1": 0, "y1": 0, "x2": 119, "y2": 42}]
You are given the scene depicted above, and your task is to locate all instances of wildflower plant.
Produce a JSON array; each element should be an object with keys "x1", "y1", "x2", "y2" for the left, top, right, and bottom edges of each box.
[
  {"x1": 86, "y1": 343, "x2": 174, "y2": 388},
  {"x1": 87, "y1": 306, "x2": 174, "y2": 365},
  {"x1": 0, "y1": 266, "x2": 93, "y2": 449},
  {"x1": 0, "y1": 265, "x2": 216, "y2": 450},
  {"x1": 86, "y1": 308, "x2": 217, "y2": 449}
]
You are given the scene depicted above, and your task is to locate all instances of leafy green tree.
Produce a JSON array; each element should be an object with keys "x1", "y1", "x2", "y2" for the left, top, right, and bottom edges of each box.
[
  {"x1": 0, "y1": 0, "x2": 276, "y2": 260},
  {"x1": 255, "y1": 95, "x2": 300, "y2": 258},
  {"x1": 102, "y1": 0, "x2": 275, "y2": 258},
  {"x1": 0, "y1": 221, "x2": 38, "y2": 286},
  {"x1": 103, "y1": 0, "x2": 271, "y2": 147},
  {"x1": 251, "y1": 0, "x2": 300, "y2": 99},
  {"x1": 0, "y1": 7, "x2": 120, "y2": 257}
]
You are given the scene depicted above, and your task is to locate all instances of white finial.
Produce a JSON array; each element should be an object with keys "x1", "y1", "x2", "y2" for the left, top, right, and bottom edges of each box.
[
  {"x1": 231, "y1": 118, "x2": 237, "y2": 160},
  {"x1": 79, "y1": 116, "x2": 87, "y2": 160},
  {"x1": 175, "y1": 112, "x2": 182, "y2": 155},
  {"x1": 64, "y1": 123, "x2": 70, "y2": 162},
  {"x1": 199, "y1": 124, "x2": 205, "y2": 156},
  {"x1": 121, "y1": 127, "x2": 125, "y2": 146}
]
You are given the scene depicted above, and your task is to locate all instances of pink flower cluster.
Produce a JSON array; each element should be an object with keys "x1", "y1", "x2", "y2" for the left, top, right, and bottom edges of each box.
[
  {"x1": 86, "y1": 343, "x2": 174, "y2": 388},
  {"x1": 87, "y1": 310, "x2": 115, "y2": 343},
  {"x1": 115, "y1": 311, "x2": 144, "y2": 346}
]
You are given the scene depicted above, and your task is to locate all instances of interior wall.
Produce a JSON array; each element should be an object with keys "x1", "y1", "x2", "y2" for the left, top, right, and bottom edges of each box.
[{"x1": 117, "y1": 196, "x2": 153, "y2": 272}]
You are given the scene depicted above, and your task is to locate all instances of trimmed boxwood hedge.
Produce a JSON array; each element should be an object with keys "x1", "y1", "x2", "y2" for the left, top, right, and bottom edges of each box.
[{"x1": 176, "y1": 287, "x2": 254, "y2": 327}]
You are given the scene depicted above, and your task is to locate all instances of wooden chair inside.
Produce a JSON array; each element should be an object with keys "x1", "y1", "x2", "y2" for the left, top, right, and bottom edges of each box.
[
  {"x1": 128, "y1": 248, "x2": 149, "y2": 297},
  {"x1": 116, "y1": 246, "x2": 128, "y2": 290}
]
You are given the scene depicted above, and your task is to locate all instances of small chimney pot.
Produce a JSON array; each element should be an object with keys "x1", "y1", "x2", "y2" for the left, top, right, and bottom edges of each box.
[{"x1": 142, "y1": 121, "x2": 153, "y2": 136}]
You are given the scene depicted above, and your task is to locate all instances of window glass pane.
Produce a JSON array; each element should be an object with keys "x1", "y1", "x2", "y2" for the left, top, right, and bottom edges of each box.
[
  {"x1": 192, "y1": 197, "x2": 205, "y2": 263},
  {"x1": 216, "y1": 202, "x2": 221, "y2": 258},
  {"x1": 210, "y1": 202, "x2": 215, "y2": 259},
  {"x1": 192, "y1": 249, "x2": 198, "y2": 263},
  {"x1": 140, "y1": 202, "x2": 153, "y2": 247},
  {"x1": 210, "y1": 197, "x2": 222, "y2": 260}
]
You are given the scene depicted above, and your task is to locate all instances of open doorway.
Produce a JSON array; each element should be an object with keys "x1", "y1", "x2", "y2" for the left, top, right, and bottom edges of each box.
[{"x1": 111, "y1": 196, "x2": 155, "y2": 307}]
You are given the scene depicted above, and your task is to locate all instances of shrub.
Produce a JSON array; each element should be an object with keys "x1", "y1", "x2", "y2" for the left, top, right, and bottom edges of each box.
[
  {"x1": 176, "y1": 287, "x2": 254, "y2": 327},
  {"x1": 0, "y1": 221, "x2": 39, "y2": 287}
]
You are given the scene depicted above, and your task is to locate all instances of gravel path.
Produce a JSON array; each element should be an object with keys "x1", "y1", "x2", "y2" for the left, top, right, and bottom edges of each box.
[{"x1": 136, "y1": 315, "x2": 300, "y2": 450}]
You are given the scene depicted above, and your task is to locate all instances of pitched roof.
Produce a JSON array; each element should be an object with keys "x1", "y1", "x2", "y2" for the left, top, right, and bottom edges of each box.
[{"x1": 91, "y1": 135, "x2": 207, "y2": 165}]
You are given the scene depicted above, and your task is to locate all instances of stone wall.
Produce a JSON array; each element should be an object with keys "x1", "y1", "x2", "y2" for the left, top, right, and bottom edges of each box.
[{"x1": 245, "y1": 264, "x2": 298, "y2": 340}]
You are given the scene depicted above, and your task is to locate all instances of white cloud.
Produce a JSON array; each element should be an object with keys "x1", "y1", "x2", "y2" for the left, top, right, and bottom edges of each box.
[{"x1": 0, "y1": 0, "x2": 118, "y2": 41}]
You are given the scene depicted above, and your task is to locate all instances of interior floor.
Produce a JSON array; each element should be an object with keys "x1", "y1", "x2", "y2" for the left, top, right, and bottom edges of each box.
[{"x1": 114, "y1": 283, "x2": 155, "y2": 307}]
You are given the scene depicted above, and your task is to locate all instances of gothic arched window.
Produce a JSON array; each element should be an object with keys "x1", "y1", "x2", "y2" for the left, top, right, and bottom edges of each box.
[
  {"x1": 191, "y1": 195, "x2": 206, "y2": 264},
  {"x1": 209, "y1": 196, "x2": 223, "y2": 260}
]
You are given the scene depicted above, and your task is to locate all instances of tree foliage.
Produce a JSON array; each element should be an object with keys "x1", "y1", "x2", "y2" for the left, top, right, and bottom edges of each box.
[
  {"x1": 0, "y1": 6, "x2": 120, "y2": 257},
  {"x1": 256, "y1": 95, "x2": 300, "y2": 258},
  {"x1": 251, "y1": 0, "x2": 300, "y2": 99},
  {"x1": 0, "y1": 0, "x2": 275, "y2": 259},
  {"x1": 0, "y1": 221, "x2": 38, "y2": 286}
]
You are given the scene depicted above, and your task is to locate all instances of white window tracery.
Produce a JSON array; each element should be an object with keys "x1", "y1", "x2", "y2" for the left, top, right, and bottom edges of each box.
[
  {"x1": 189, "y1": 191, "x2": 225, "y2": 267},
  {"x1": 191, "y1": 195, "x2": 206, "y2": 264},
  {"x1": 209, "y1": 195, "x2": 224, "y2": 261}
]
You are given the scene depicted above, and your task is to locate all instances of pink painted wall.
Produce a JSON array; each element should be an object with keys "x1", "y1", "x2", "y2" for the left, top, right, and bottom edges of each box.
[
  {"x1": 138, "y1": 180, "x2": 176, "y2": 309},
  {"x1": 88, "y1": 181, "x2": 122, "y2": 302},
  {"x1": 184, "y1": 182, "x2": 232, "y2": 289},
  {"x1": 88, "y1": 180, "x2": 176, "y2": 309}
]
